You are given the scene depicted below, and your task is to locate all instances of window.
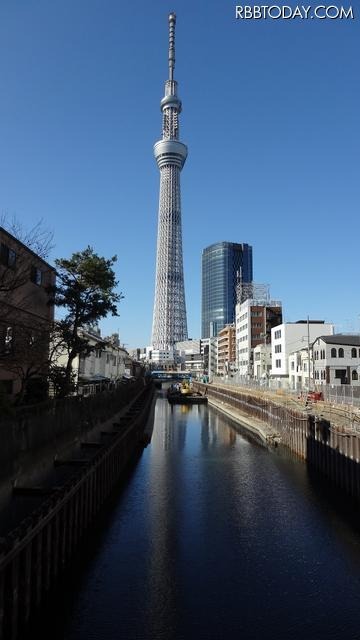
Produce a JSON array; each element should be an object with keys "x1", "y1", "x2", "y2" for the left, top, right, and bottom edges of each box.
[
  {"x1": 331, "y1": 348, "x2": 336, "y2": 358},
  {"x1": 274, "y1": 330, "x2": 281, "y2": 339},
  {"x1": 28, "y1": 332, "x2": 36, "y2": 346},
  {"x1": 275, "y1": 359, "x2": 281, "y2": 368},
  {"x1": 352, "y1": 370, "x2": 358, "y2": 381},
  {"x1": 0, "y1": 243, "x2": 16, "y2": 268},
  {"x1": 338, "y1": 348, "x2": 344, "y2": 358},
  {"x1": 275, "y1": 344, "x2": 281, "y2": 353},
  {"x1": 351, "y1": 348, "x2": 357, "y2": 358},
  {"x1": 8, "y1": 249, "x2": 16, "y2": 268},
  {"x1": 291, "y1": 361, "x2": 294, "y2": 370},
  {"x1": 30, "y1": 266, "x2": 43, "y2": 286},
  {"x1": 0, "y1": 326, "x2": 13, "y2": 355}
]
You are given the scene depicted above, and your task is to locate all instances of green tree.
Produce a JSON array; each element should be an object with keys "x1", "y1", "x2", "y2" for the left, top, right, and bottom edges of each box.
[{"x1": 51, "y1": 247, "x2": 122, "y2": 396}]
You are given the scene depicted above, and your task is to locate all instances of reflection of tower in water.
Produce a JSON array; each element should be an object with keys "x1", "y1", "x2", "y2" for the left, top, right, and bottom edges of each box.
[
  {"x1": 152, "y1": 395, "x2": 188, "y2": 452},
  {"x1": 201, "y1": 410, "x2": 237, "y2": 448}
]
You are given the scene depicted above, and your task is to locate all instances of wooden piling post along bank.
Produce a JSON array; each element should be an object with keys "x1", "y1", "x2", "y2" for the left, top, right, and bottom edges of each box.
[
  {"x1": 195, "y1": 382, "x2": 360, "y2": 501},
  {"x1": 0, "y1": 382, "x2": 154, "y2": 640}
]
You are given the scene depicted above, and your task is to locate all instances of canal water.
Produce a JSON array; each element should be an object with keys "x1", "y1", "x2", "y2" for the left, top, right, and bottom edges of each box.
[{"x1": 33, "y1": 393, "x2": 360, "y2": 640}]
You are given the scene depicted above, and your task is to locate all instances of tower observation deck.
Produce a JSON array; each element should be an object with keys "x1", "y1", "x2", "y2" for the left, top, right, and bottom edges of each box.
[{"x1": 151, "y1": 13, "x2": 188, "y2": 351}]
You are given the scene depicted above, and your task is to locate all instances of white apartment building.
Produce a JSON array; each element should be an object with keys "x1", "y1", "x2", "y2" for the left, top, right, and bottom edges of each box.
[
  {"x1": 175, "y1": 339, "x2": 203, "y2": 373},
  {"x1": 253, "y1": 344, "x2": 272, "y2": 380},
  {"x1": 146, "y1": 347, "x2": 175, "y2": 369},
  {"x1": 312, "y1": 335, "x2": 360, "y2": 386},
  {"x1": 289, "y1": 348, "x2": 311, "y2": 390},
  {"x1": 236, "y1": 298, "x2": 282, "y2": 377},
  {"x1": 271, "y1": 321, "x2": 334, "y2": 381}
]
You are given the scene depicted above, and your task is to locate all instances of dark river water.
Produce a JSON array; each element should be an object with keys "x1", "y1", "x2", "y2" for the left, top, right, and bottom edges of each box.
[{"x1": 32, "y1": 393, "x2": 360, "y2": 640}]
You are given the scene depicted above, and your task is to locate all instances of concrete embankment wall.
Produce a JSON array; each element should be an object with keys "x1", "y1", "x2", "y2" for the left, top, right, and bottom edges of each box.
[
  {"x1": 195, "y1": 382, "x2": 360, "y2": 501},
  {"x1": 0, "y1": 380, "x2": 155, "y2": 640}
]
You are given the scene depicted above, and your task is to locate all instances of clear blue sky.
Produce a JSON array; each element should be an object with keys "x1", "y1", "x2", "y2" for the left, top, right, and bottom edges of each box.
[{"x1": 1, "y1": 1, "x2": 359, "y2": 347}]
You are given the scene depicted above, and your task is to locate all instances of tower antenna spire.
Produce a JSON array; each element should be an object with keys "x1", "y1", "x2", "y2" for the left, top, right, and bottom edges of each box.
[
  {"x1": 152, "y1": 12, "x2": 188, "y2": 354},
  {"x1": 168, "y1": 12, "x2": 176, "y2": 81}
]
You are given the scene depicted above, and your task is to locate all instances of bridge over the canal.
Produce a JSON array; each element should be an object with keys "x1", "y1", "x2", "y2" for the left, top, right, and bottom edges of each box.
[{"x1": 150, "y1": 371, "x2": 192, "y2": 381}]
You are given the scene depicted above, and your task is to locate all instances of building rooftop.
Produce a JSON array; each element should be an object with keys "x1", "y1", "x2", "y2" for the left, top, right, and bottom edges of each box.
[
  {"x1": 0, "y1": 225, "x2": 56, "y2": 271},
  {"x1": 317, "y1": 335, "x2": 360, "y2": 346}
]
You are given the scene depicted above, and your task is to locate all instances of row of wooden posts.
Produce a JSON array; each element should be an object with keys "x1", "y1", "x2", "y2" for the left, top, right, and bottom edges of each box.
[{"x1": 0, "y1": 382, "x2": 154, "y2": 640}]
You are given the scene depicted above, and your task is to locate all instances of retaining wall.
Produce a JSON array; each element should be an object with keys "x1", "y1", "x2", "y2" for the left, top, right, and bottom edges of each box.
[
  {"x1": 0, "y1": 382, "x2": 146, "y2": 510},
  {"x1": 196, "y1": 382, "x2": 360, "y2": 500},
  {"x1": 0, "y1": 381, "x2": 155, "y2": 640}
]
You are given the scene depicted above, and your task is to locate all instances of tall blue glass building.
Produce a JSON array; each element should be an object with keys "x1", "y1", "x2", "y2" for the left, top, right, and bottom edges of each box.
[{"x1": 201, "y1": 242, "x2": 253, "y2": 338}]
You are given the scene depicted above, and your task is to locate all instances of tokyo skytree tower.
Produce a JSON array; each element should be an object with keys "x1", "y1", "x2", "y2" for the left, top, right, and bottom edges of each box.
[{"x1": 151, "y1": 13, "x2": 188, "y2": 350}]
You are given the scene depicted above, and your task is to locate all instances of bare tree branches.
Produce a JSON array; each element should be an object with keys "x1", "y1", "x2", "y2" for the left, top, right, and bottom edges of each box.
[{"x1": 0, "y1": 214, "x2": 54, "y2": 260}]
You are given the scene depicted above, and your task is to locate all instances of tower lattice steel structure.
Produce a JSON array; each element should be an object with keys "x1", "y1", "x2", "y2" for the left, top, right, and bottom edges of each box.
[{"x1": 151, "y1": 13, "x2": 188, "y2": 351}]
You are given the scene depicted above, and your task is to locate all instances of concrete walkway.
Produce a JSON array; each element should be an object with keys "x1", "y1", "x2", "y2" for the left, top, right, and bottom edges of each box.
[{"x1": 207, "y1": 395, "x2": 280, "y2": 445}]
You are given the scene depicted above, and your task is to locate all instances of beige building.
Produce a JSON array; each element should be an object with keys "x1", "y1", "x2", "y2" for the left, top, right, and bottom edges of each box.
[
  {"x1": 0, "y1": 227, "x2": 56, "y2": 398},
  {"x1": 217, "y1": 324, "x2": 236, "y2": 376},
  {"x1": 55, "y1": 325, "x2": 129, "y2": 394}
]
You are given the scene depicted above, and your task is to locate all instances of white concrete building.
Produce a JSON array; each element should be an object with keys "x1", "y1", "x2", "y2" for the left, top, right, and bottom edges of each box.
[
  {"x1": 271, "y1": 320, "x2": 334, "y2": 382},
  {"x1": 312, "y1": 335, "x2": 360, "y2": 386},
  {"x1": 146, "y1": 347, "x2": 175, "y2": 369},
  {"x1": 253, "y1": 344, "x2": 272, "y2": 380},
  {"x1": 288, "y1": 348, "x2": 311, "y2": 390},
  {"x1": 175, "y1": 339, "x2": 203, "y2": 373}
]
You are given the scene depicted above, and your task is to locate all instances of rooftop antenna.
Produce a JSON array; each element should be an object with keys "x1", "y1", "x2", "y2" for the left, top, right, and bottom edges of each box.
[{"x1": 168, "y1": 12, "x2": 176, "y2": 81}]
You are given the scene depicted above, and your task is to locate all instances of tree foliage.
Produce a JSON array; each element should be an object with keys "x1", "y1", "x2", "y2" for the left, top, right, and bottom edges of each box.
[{"x1": 50, "y1": 246, "x2": 123, "y2": 396}]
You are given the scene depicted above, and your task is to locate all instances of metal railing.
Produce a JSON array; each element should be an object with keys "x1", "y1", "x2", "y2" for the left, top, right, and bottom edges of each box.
[{"x1": 210, "y1": 374, "x2": 360, "y2": 408}]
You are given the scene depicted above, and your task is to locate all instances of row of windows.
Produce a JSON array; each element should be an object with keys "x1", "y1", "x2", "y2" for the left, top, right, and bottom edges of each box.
[
  {"x1": 314, "y1": 347, "x2": 360, "y2": 359},
  {"x1": 274, "y1": 330, "x2": 282, "y2": 339},
  {"x1": 274, "y1": 344, "x2": 282, "y2": 353},
  {"x1": 0, "y1": 325, "x2": 44, "y2": 355},
  {"x1": 314, "y1": 350, "x2": 326, "y2": 360},
  {"x1": 314, "y1": 370, "x2": 327, "y2": 380},
  {"x1": 1, "y1": 242, "x2": 44, "y2": 285}
]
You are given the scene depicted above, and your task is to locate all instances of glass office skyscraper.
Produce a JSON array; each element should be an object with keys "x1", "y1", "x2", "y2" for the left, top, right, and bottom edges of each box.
[{"x1": 201, "y1": 242, "x2": 253, "y2": 338}]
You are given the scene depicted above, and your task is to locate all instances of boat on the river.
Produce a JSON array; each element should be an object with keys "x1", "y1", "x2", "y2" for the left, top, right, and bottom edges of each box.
[{"x1": 167, "y1": 381, "x2": 208, "y2": 405}]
